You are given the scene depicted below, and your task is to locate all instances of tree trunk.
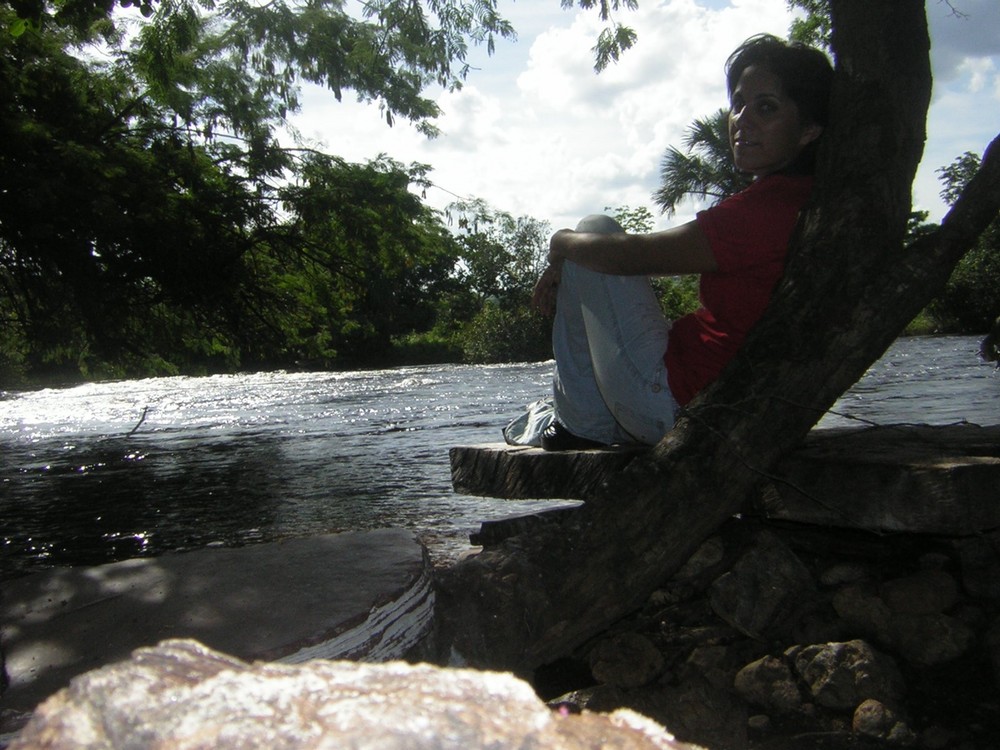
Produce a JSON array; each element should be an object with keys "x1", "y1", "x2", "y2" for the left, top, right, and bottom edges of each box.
[{"x1": 433, "y1": 0, "x2": 1000, "y2": 674}]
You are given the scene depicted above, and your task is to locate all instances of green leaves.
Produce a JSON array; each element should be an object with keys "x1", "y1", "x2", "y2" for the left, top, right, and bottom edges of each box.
[
  {"x1": 929, "y1": 151, "x2": 1000, "y2": 332},
  {"x1": 8, "y1": 15, "x2": 32, "y2": 36},
  {"x1": 0, "y1": 0, "x2": 642, "y2": 381},
  {"x1": 592, "y1": 22, "x2": 635, "y2": 72},
  {"x1": 786, "y1": 0, "x2": 832, "y2": 50},
  {"x1": 937, "y1": 151, "x2": 982, "y2": 207},
  {"x1": 560, "y1": 0, "x2": 637, "y2": 71},
  {"x1": 447, "y1": 198, "x2": 550, "y2": 308}
]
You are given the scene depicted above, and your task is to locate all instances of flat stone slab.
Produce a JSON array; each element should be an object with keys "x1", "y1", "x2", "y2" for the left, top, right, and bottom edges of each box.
[
  {"x1": 450, "y1": 443, "x2": 646, "y2": 501},
  {"x1": 0, "y1": 529, "x2": 434, "y2": 731},
  {"x1": 452, "y1": 424, "x2": 1000, "y2": 536},
  {"x1": 761, "y1": 423, "x2": 1000, "y2": 535}
]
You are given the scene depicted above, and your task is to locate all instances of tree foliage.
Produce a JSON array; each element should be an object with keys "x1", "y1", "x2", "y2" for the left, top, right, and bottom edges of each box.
[
  {"x1": 930, "y1": 151, "x2": 1000, "y2": 331},
  {"x1": 563, "y1": 0, "x2": 638, "y2": 71},
  {"x1": 447, "y1": 199, "x2": 549, "y2": 305},
  {"x1": 0, "y1": 2, "x2": 456, "y2": 379},
  {"x1": 787, "y1": 0, "x2": 832, "y2": 48},
  {"x1": 445, "y1": 199, "x2": 551, "y2": 363},
  {"x1": 0, "y1": 0, "x2": 636, "y2": 384}
]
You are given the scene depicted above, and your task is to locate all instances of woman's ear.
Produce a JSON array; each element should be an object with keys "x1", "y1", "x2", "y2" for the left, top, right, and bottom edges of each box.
[{"x1": 799, "y1": 123, "x2": 823, "y2": 148}]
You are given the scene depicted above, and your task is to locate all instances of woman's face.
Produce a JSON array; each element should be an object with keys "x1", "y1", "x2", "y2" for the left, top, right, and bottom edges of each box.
[{"x1": 729, "y1": 65, "x2": 822, "y2": 178}]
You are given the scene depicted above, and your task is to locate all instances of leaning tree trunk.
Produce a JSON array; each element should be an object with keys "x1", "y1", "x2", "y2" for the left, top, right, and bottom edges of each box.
[{"x1": 434, "y1": 0, "x2": 1000, "y2": 674}]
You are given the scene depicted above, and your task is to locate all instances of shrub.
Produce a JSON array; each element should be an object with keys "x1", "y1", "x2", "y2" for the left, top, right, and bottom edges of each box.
[{"x1": 462, "y1": 304, "x2": 551, "y2": 364}]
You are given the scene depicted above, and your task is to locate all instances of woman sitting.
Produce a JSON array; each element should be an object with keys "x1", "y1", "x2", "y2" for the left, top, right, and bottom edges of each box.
[{"x1": 529, "y1": 33, "x2": 834, "y2": 451}]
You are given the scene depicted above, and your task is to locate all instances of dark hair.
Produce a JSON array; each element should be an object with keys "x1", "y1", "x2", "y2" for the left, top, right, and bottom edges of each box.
[{"x1": 725, "y1": 34, "x2": 834, "y2": 174}]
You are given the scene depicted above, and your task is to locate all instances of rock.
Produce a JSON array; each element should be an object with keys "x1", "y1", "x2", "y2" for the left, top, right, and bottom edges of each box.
[
  {"x1": 852, "y1": 698, "x2": 896, "y2": 737},
  {"x1": 450, "y1": 442, "x2": 646, "y2": 500},
  {"x1": 572, "y1": 515, "x2": 998, "y2": 748},
  {"x1": 790, "y1": 640, "x2": 904, "y2": 712},
  {"x1": 683, "y1": 646, "x2": 731, "y2": 692},
  {"x1": 708, "y1": 530, "x2": 815, "y2": 639},
  {"x1": 832, "y1": 582, "x2": 893, "y2": 642},
  {"x1": 758, "y1": 424, "x2": 1000, "y2": 535},
  {"x1": 852, "y1": 698, "x2": 916, "y2": 745},
  {"x1": 452, "y1": 426, "x2": 1000, "y2": 536},
  {"x1": 9, "y1": 639, "x2": 705, "y2": 750},
  {"x1": 673, "y1": 537, "x2": 725, "y2": 581},
  {"x1": 791, "y1": 609, "x2": 844, "y2": 646},
  {"x1": 584, "y1": 677, "x2": 747, "y2": 750},
  {"x1": 916, "y1": 552, "x2": 950, "y2": 571},
  {"x1": 590, "y1": 633, "x2": 665, "y2": 689},
  {"x1": 988, "y1": 616, "x2": 1000, "y2": 687},
  {"x1": 919, "y1": 724, "x2": 960, "y2": 749},
  {"x1": 733, "y1": 655, "x2": 803, "y2": 715},
  {"x1": 880, "y1": 569, "x2": 959, "y2": 615},
  {"x1": 829, "y1": 570, "x2": 974, "y2": 667},
  {"x1": 819, "y1": 561, "x2": 869, "y2": 587},
  {"x1": 955, "y1": 531, "x2": 1000, "y2": 599},
  {"x1": 746, "y1": 714, "x2": 770, "y2": 733},
  {"x1": 889, "y1": 612, "x2": 975, "y2": 666},
  {"x1": 470, "y1": 506, "x2": 580, "y2": 547}
]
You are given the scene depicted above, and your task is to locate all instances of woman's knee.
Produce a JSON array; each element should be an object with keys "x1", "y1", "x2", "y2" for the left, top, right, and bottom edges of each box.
[{"x1": 575, "y1": 214, "x2": 625, "y2": 235}]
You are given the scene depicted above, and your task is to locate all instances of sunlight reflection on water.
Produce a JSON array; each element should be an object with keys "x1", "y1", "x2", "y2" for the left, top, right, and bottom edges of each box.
[{"x1": 1, "y1": 336, "x2": 997, "y2": 579}]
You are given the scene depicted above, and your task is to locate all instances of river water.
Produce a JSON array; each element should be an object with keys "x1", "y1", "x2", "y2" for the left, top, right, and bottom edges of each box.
[{"x1": 1, "y1": 335, "x2": 997, "y2": 580}]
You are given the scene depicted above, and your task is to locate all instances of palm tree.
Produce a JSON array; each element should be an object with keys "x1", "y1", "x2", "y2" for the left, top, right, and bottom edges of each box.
[{"x1": 652, "y1": 109, "x2": 750, "y2": 216}]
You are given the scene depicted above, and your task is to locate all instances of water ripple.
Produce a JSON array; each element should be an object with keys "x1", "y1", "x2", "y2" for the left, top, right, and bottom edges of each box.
[{"x1": 1, "y1": 339, "x2": 996, "y2": 579}]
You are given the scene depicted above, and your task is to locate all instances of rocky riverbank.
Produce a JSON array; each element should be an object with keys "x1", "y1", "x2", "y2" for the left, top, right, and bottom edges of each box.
[
  {"x1": 4, "y1": 518, "x2": 998, "y2": 749},
  {"x1": 531, "y1": 516, "x2": 999, "y2": 749}
]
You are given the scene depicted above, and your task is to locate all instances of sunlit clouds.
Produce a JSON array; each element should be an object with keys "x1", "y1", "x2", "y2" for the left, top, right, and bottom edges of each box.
[{"x1": 288, "y1": 1, "x2": 1000, "y2": 232}]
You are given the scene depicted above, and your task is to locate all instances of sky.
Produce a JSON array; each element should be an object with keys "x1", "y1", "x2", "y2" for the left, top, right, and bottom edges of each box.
[{"x1": 287, "y1": 0, "x2": 1000, "y2": 233}]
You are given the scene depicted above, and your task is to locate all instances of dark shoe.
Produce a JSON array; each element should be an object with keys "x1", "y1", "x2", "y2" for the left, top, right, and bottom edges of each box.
[{"x1": 540, "y1": 421, "x2": 606, "y2": 451}]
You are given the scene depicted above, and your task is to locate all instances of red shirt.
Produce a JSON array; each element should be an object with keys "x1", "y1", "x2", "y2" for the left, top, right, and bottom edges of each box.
[{"x1": 665, "y1": 174, "x2": 814, "y2": 405}]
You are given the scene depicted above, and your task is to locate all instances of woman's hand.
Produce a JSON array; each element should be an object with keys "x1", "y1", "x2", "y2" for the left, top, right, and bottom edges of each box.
[
  {"x1": 547, "y1": 228, "x2": 575, "y2": 264},
  {"x1": 532, "y1": 228, "x2": 576, "y2": 315},
  {"x1": 531, "y1": 261, "x2": 563, "y2": 317}
]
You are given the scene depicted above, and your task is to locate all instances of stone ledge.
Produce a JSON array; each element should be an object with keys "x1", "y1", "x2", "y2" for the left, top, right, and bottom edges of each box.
[{"x1": 452, "y1": 424, "x2": 1000, "y2": 536}]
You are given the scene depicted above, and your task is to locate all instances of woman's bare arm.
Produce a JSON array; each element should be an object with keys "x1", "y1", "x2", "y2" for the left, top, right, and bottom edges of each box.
[
  {"x1": 531, "y1": 219, "x2": 716, "y2": 316},
  {"x1": 549, "y1": 220, "x2": 716, "y2": 276}
]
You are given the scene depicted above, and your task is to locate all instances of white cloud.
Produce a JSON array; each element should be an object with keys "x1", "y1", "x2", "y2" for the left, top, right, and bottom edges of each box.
[
  {"x1": 286, "y1": 1, "x2": 1000, "y2": 230},
  {"x1": 445, "y1": 0, "x2": 794, "y2": 228},
  {"x1": 912, "y1": 50, "x2": 1000, "y2": 220},
  {"x1": 927, "y1": 0, "x2": 1000, "y2": 81},
  {"x1": 957, "y1": 56, "x2": 998, "y2": 95}
]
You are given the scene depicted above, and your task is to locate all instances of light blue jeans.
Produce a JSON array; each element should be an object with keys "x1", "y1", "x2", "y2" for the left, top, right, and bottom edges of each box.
[{"x1": 551, "y1": 215, "x2": 679, "y2": 445}]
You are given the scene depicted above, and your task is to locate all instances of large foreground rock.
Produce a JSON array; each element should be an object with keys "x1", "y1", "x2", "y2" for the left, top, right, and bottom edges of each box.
[
  {"x1": 9, "y1": 639, "x2": 704, "y2": 749},
  {"x1": 1, "y1": 530, "x2": 434, "y2": 736}
]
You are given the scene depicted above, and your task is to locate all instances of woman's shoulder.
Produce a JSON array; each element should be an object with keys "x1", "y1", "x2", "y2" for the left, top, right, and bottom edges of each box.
[
  {"x1": 707, "y1": 173, "x2": 813, "y2": 217},
  {"x1": 704, "y1": 174, "x2": 813, "y2": 219},
  {"x1": 698, "y1": 173, "x2": 814, "y2": 245}
]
